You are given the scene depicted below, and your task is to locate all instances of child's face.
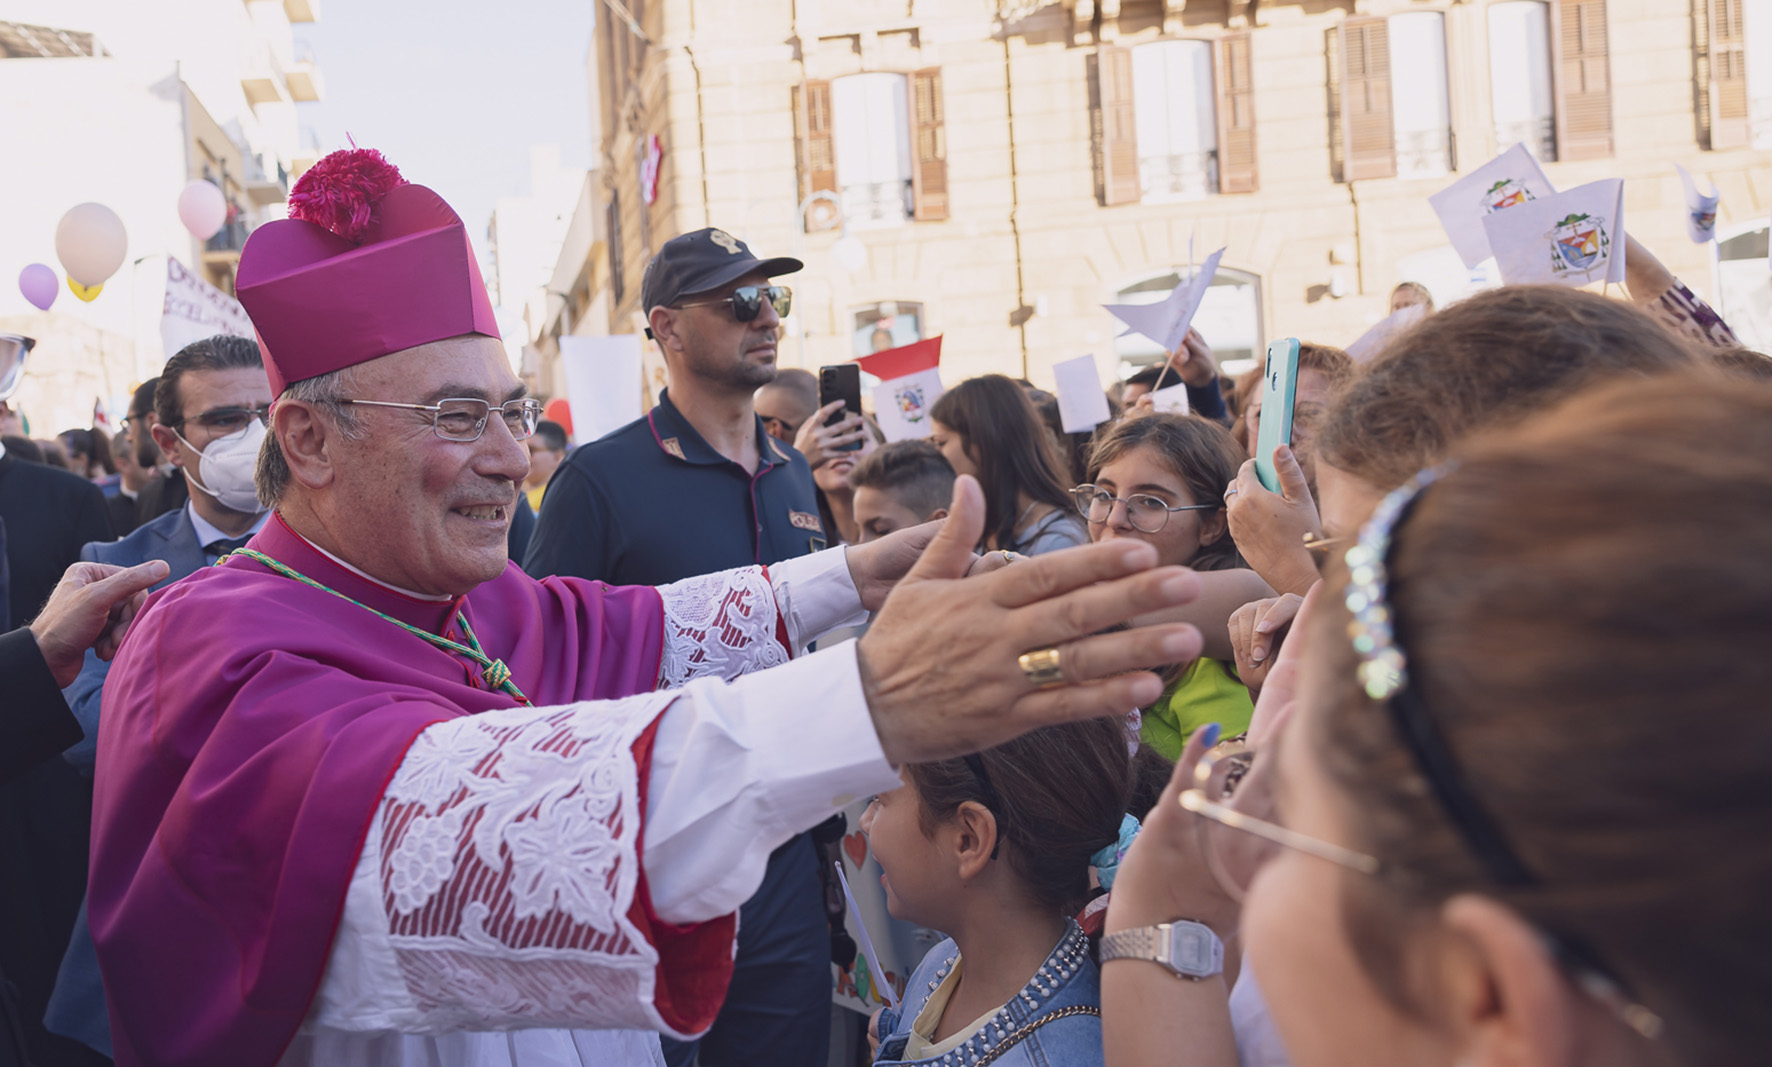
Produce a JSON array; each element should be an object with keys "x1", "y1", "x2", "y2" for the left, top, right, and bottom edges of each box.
[
  {"x1": 853, "y1": 485, "x2": 937, "y2": 543},
  {"x1": 859, "y1": 772, "x2": 959, "y2": 924}
]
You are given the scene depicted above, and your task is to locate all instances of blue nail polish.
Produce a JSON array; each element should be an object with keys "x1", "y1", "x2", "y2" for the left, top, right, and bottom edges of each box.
[{"x1": 1199, "y1": 722, "x2": 1221, "y2": 749}]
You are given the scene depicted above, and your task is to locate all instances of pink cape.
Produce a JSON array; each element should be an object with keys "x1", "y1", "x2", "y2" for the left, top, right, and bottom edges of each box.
[{"x1": 89, "y1": 515, "x2": 733, "y2": 1066}]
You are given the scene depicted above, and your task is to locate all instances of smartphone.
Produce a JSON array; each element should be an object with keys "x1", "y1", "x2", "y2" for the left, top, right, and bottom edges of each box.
[
  {"x1": 1254, "y1": 338, "x2": 1301, "y2": 492},
  {"x1": 818, "y1": 364, "x2": 863, "y2": 452}
]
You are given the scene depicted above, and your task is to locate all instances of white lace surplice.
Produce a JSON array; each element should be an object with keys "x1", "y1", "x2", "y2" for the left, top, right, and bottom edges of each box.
[{"x1": 285, "y1": 550, "x2": 891, "y2": 1067}]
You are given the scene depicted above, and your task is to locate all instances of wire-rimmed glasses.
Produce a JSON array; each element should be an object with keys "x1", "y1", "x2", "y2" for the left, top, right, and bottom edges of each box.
[
  {"x1": 1070, "y1": 484, "x2": 1219, "y2": 534},
  {"x1": 341, "y1": 397, "x2": 544, "y2": 442}
]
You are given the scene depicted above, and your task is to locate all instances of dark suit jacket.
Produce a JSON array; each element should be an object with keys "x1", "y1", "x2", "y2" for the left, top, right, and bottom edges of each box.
[
  {"x1": 0, "y1": 452, "x2": 113, "y2": 627},
  {"x1": 106, "y1": 491, "x2": 139, "y2": 538},
  {"x1": 62, "y1": 507, "x2": 206, "y2": 772},
  {"x1": 133, "y1": 469, "x2": 188, "y2": 526}
]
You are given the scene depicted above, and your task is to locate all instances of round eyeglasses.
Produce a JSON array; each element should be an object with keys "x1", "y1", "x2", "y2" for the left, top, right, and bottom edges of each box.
[
  {"x1": 674, "y1": 285, "x2": 792, "y2": 324},
  {"x1": 341, "y1": 397, "x2": 544, "y2": 442},
  {"x1": 1070, "y1": 484, "x2": 1219, "y2": 534}
]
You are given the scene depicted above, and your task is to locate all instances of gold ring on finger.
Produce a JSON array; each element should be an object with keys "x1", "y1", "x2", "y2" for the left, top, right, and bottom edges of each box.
[{"x1": 1018, "y1": 646, "x2": 1066, "y2": 688}]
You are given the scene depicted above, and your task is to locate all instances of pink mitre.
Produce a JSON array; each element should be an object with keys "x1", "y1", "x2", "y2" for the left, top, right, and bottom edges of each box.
[{"x1": 235, "y1": 148, "x2": 500, "y2": 395}]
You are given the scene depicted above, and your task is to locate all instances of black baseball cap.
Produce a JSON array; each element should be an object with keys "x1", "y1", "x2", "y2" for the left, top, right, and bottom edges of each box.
[{"x1": 640, "y1": 227, "x2": 802, "y2": 323}]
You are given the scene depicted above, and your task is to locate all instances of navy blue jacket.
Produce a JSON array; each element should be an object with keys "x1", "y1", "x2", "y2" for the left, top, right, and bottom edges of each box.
[{"x1": 523, "y1": 389, "x2": 826, "y2": 584}]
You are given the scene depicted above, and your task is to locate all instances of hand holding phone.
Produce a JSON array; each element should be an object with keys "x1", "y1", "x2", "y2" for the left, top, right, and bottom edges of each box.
[
  {"x1": 818, "y1": 364, "x2": 864, "y2": 453},
  {"x1": 1254, "y1": 338, "x2": 1301, "y2": 492}
]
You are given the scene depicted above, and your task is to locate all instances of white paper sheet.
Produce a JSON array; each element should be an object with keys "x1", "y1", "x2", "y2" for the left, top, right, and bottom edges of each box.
[
  {"x1": 1052, "y1": 354, "x2": 1113, "y2": 434},
  {"x1": 1429, "y1": 144, "x2": 1557, "y2": 268},
  {"x1": 1345, "y1": 303, "x2": 1428, "y2": 364},
  {"x1": 1103, "y1": 247, "x2": 1226, "y2": 353},
  {"x1": 559, "y1": 334, "x2": 644, "y2": 443},
  {"x1": 1482, "y1": 179, "x2": 1626, "y2": 288},
  {"x1": 1147, "y1": 381, "x2": 1191, "y2": 415},
  {"x1": 872, "y1": 366, "x2": 944, "y2": 442}
]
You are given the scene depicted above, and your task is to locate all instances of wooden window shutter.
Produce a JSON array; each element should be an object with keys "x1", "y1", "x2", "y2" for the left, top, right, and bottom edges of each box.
[
  {"x1": 1338, "y1": 19, "x2": 1395, "y2": 181},
  {"x1": 1091, "y1": 46, "x2": 1141, "y2": 206},
  {"x1": 1552, "y1": 0, "x2": 1613, "y2": 160},
  {"x1": 1215, "y1": 33, "x2": 1259, "y2": 193},
  {"x1": 793, "y1": 80, "x2": 840, "y2": 232},
  {"x1": 1709, "y1": 0, "x2": 1750, "y2": 149},
  {"x1": 911, "y1": 68, "x2": 950, "y2": 221}
]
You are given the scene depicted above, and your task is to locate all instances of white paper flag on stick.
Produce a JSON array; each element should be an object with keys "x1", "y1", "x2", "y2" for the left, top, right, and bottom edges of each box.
[
  {"x1": 1052, "y1": 354, "x2": 1113, "y2": 433},
  {"x1": 1429, "y1": 144, "x2": 1557, "y2": 269},
  {"x1": 560, "y1": 335, "x2": 644, "y2": 443},
  {"x1": 858, "y1": 337, "x2": 944, "y2": 442},
  {"x1": 1482, "y1": 179, "x2": 1626, "y2": 288},
  {"x1": 1676, "y1": 164, "x2": 1720, "y2": 244},
  {"x1": 1103, "y1": 247, "x2": 1226, "y2": 353},
  {"x1": 1345, "y1": 302, "x2": 1428, "y2": 364}
]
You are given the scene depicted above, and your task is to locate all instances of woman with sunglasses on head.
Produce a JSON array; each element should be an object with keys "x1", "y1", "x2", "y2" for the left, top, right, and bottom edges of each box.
[
  {"x1": 1080, "y1": 414, "x2": 1257, "y2": 762},
  {"x1": 930, "y1": 376, "x2": 1087, "y2": 556},
  {"x1": 1107, "y1": 369, "x2": 1772, "y2": 1067}
]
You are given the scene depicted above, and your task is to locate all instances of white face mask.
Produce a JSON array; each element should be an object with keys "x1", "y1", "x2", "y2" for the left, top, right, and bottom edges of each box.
[{"x1": 175, "y1": 419, "x2": 269, "y2": 515}]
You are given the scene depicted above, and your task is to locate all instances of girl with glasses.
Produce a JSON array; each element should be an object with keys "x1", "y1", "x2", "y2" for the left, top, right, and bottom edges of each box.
[{"x1": 1082, "y1": 414, "x2": 1258, "y2": 764}]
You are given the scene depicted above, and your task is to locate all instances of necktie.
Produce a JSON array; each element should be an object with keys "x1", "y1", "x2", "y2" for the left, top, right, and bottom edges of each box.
[{"x1": 206, "y1": 535, "x2": 253, "y2": 557}]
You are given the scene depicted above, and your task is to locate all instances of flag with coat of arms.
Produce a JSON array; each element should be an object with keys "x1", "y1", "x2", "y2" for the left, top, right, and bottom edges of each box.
[
  {"x1": 1482, "y1": 179, "x2": 1626, "y2": 288},
  {"x1": 857, "y1": 337, "x2": 943, "y2": 443}
]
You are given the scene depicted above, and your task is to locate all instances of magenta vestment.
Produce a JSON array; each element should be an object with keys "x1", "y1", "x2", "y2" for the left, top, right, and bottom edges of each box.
[{"x1": 88, "y1": 514, "x2": 731, "y2": 1066}]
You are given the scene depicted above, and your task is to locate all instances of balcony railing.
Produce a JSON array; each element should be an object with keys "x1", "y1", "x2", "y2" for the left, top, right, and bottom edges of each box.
[
  {"x1": 206, "y1": 219, "x2": 249, "y2": 254},
  {"x1": 1139, "y1": 150, "x2": 1219, "y2": 201},
  {"x1": 840, "y1": 179, "x2": 914, "y2": 229},
  {"x1": 1493, "y1": 117, "x2": 1556, "y2": 163}
]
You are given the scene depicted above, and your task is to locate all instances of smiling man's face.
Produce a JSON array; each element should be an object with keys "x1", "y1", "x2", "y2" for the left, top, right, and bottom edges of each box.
[{"x1": 325, "y1": 334, "x2": 530, "y2": 596}]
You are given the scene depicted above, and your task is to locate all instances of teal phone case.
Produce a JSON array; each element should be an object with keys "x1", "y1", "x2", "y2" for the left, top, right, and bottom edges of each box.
[{"x1": 1254, "y1": 338, "x2": 1301, "y2": 492}]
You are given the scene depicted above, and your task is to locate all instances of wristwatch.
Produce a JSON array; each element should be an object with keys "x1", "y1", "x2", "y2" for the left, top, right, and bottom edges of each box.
[{"x1": 1098, "y1": 920, "x2": 1224, "y2": 980}]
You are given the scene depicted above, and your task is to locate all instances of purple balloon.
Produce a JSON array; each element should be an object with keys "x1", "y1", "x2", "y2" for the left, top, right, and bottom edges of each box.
[{"x1": 19, "y1": 263, "x2": 57, "y2": 311}]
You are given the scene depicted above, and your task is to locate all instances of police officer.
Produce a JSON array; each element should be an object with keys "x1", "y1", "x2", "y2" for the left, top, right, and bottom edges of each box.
[{"x1": 524, "y1": 228, "x2": 834, "y2": 1067}]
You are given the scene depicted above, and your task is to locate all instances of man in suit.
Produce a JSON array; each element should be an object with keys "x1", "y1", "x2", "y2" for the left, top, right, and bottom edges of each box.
[
  {"x1": 48, "y1": 335, "x2": 273, "y2": 1061},
  {"x1": 126, "y1": 378, "x2": 188, "y2": 528}
]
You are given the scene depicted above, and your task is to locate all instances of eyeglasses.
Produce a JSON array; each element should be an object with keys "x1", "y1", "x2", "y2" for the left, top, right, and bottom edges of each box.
[
  {"x1": 341, "y1": 397, "x2": 544, "y2": 442},
  {"x1": 674, "y1": 285, "x2": 793, "y2": 324},
  {"x1": 1179, "y1": 747, "x2": 1666, "y2": 1041},
  {"x1": 171, "y1": 405, "x2": 273, "y2": 435},
  {"x1": 1071, "y1": 484, "x2": 1218, "y2": 534}
]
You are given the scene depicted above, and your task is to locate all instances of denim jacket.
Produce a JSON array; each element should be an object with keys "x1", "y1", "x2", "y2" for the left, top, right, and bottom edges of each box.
[{"x1": 874, "y1": 920, "x2": 1101, "y2": 1067}]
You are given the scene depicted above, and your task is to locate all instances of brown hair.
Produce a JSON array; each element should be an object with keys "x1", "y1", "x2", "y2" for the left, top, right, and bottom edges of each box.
[
  {"x1": 847, "y1": 439, "x2": 956, "y2": 520},
  {"x1": 1390, "y1": 280, "x2": 1434, "y2": 312},
  {"x1": 930, "y1": 375, "x2": 1076, "y2": 550},
  {"x1": 1230, "y1": 343, "x2": 1354, "y2": 456},
  {"x1": 1310, "y1": 370, "x2": 1772, "y2": 1065},
  {"x1": 1710, "y1": 346, "x2": 1772, "y2": 381},
  {"x1": 905, "y1": 718, "x2": 1131, "y2": 916},
  {"x1": 1318, "y1": 286, "x2": 1695, "y2": 491},
  {"x1": 1086, "y1": 413, "x2": 1246, "y2": 571}
]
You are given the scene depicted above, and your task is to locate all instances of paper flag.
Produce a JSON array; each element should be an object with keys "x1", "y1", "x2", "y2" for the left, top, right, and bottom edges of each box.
[
  {"x1": 873, "y1": 367, "x2": 944, "y2": 442},
  {"x1": 854, "y1": 335, "x2": 942, "y2": 382},
  {"x1": 1676, "y1": 164, "x2": 1720, "y2": 244},
  {"x1": 1103, "y1": 247, "x2": 1226, "y2": 353},
  {"x1": 561, "y1": 335, "x2": 644, "y2": 443},
  {"x1": 1429, "y1": 144, "x2": 1557, "y2": 269},
  {"x1": 1052, "y1": 354, "x2": 1113, "y2": 433},
  {"x1": 1482, "y1": 179, "x2": 1626, "y2": 288},
  {"x1": 835, "y1": 863, "x2": 899, "y2": 1009},
  {"x1": 1148, "y1": 381, "x2": 1191, "y2": 415},
  {"x1": 1345, "y1": 302, "x2": 1428, "y2": 364}
]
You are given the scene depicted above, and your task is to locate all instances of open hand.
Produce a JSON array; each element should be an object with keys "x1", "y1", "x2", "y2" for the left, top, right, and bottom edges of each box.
[
  {"x1": 857, "y1": 476, "x2": 1204, "y2": 764},
  {"x1": 1226, "y1": 445, "x2": 1321, "y2": 597},
  {"x1": 29, "y1": 560, "x2": 171, "y2": 687}
]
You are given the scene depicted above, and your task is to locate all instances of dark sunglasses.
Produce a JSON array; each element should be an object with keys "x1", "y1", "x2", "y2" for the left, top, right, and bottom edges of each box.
[{"x1": 675, "y1": 285, "x2": 792, "y2": 323}]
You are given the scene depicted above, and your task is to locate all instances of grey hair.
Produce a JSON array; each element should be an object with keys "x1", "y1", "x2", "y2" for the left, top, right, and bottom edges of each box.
[{"x1": 255, "y1": 366, "x2": 365, "y2": 507}]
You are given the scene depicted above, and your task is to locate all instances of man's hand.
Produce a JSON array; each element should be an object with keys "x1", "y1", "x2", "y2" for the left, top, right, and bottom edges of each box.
[
  {"x1": 1226, "y1": 445, "x2": 1321, "y2": 597},
  {"x1": 29, "y1": 560, "x2": 170, "y2": 687},
  {"x1": 857, "y1": 476, "x2": 1204, "y2": 764},
  {"x1": 844, "y1": 520, "x2": 945, "y2": 611},
  {"x1": 794, "y1": 401, "x2": 868, "y2": 472}
]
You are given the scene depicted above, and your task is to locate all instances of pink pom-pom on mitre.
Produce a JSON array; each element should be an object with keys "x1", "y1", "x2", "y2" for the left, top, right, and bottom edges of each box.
[{"x1": 288, "y1": 148, "x2": 407, "y2": 244}]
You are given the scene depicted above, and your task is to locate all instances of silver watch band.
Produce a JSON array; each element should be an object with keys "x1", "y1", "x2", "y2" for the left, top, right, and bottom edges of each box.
[{"x1": 1098, "y1": 920, "x2": 1224, "y2": 980}]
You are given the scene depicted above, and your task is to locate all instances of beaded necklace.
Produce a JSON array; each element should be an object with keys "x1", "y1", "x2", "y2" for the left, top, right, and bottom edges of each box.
[
  {"x1": 227, "y1": 548, "x2": 532, "y2": 706},
  {"x1": 912, "y1": 919, "x2": 1095, "y2": 1067}
]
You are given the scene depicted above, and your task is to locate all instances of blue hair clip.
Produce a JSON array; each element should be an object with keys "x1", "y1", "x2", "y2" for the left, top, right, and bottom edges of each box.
[{"x1": 1090, "y1": 813, "x2": 1142, "y2": 890}]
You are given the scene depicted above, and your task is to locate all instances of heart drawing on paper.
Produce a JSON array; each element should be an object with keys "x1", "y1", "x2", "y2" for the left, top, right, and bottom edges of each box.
[{"x1": 843, "y1": 831, "x2": 868, "y2": 870}]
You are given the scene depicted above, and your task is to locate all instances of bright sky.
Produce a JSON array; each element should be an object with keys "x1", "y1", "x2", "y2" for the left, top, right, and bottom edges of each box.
[{"x1": 292, "y1": 0, "x2": 595, "y2": 242}]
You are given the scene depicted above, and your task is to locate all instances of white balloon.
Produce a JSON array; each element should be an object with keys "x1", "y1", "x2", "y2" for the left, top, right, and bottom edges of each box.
[
  {"x1": 54, "y1": 202, "x2": 128, "y2": 287},
  {"x1": 177, "y1": 179, "x2": 228, "y2": 240}
]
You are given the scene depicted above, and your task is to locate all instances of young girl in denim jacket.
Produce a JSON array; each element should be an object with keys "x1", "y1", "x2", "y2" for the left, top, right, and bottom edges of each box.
[{"x1": 861, "y1": 717, "x2": 1135, "y2": 1067}]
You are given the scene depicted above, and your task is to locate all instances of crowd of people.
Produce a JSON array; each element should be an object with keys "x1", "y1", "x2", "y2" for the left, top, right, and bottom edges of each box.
[{"x1": 1, "y1": 146, "x2": 1769, "y2": 1067}]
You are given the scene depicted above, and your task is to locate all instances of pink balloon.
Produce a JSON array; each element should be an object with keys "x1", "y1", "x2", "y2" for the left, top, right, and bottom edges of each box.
[
  {"x1": 178, "y1": 180, "x2": 228, "y2": 241},
  {"x1": 18, "y1": 263, "x2": 57, "y2": 311}
]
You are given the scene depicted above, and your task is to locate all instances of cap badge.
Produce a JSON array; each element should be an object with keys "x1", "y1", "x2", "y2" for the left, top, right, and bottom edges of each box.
[{"x1": 710, "y1": 230, "x2": 742, "y2": 255}]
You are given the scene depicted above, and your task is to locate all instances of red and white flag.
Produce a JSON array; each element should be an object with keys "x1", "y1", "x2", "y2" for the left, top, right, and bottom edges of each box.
[{"x1": 856, "y1": 337, "x2": 943, "y2": 443}]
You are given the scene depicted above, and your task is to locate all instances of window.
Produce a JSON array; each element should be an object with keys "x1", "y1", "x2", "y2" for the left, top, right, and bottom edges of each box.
[
  {"x1": 1332, "y1": 14, "x2": 1452, "y2": 181},
  {"x1": 1707, "y1": 0, "x2": 1772, "y2": 148},
  {"x1": 1110, "y1": 265, "x2": 1263, "y2": 374},
  {"x1": 1553, "y1": 0, "x2": 1613, "y2": 160},
  {"x1": 850, "y1": 301, "x2": 924, "y2": 358},
  {"x1": 1092, "y1": 35, "x2": 1258, "y2": 206},
  {"x1": 794, "y1": 71, "x2": 949, "y2": 232},
  {"x1": 1132, "y1": 41, "x2": 1219, "y2": 200},
  {"x1": 1489, "y1": 1, "x2": 1557, "y2": 160}
]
